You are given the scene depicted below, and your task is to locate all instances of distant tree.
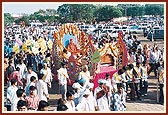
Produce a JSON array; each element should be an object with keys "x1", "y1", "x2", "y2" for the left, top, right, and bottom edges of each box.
[
  {"x1": 15, "y1": 16, "x2": 30, "y2": 26},
  {"x1": 127, "y1": 6, "x2": 144, "y2": 18},
  {"x1": 138, "y1": 6, "x2": 145, "y2": 17},
  {"x1": 94, "y1": 5, "x2": 122, "y2": 22},
  {"x1": 57, "y1": 4, "x2": 71, "y2": 23},
  {"x1": 145, "y1": 4, "x2": 164, "y2": 16},
  {"x1": 57, "y1": 4, "x2": 96, "y2": 23},
  {"x1": 4, "y1": 13, "x2": 14, "y2": 27},
  {"x1": 117, "y1": 4, "x2": 139, "y2": 16},
  {"x1": 29, "y1": 9, "x2": 59, "y2": 24}
]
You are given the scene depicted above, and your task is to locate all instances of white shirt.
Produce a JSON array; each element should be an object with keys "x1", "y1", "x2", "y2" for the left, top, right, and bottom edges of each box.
[
  {"x1": 40, "y1": 67, "x2": 53, "y2": 83},
  {"x1": 94, "y1": 86, "x2": 110, "y2": 111},
  {"x1": 76, "y1": 97, "x2": 91, "y2": 111},
  {"x1": 65, "y1": 100, "x2": 76, "y2": 111},
  {"x1": 16, "y1": 63, "x2": 27, "y2": 79},
  {"x1": 6, "y1": 85, "x2": 18, "y2": 105},
  {"x1": 137, "y1": 44, "x2": 143, "y2": 52},
  {"x1": 141, "y1": 66, "x2": 148, "y2": 81},
  {"x1": 24, "y1": 71, "x2": 38, "y2": 85},
  {"x1": 36, "y1": 80, "x2": 48, "y2": 102},
  {"x1": 138, "y1": 54, "x2": 144, "y2": 64},
  {"x1": 105, "y1": 79, "x2": 113, "y2": 97},
  {"x1": 88, "y1": 92, "x2": 97, "y2": 111},
  {"x1": 155, "y1": 50, "x2": 161, "y2": 62},
  {"x1": 149, "y1": 51, "x2": 157, "y2": 63},
  {"x1": 57, "y1": 68, "x2": 69, "y2": 85},
  {"x1": 78, "y1": 71, "x2": 91, "y2": 84},
  {"x1": 11, "y1": 98, "x2": 22, "y2": 111}
]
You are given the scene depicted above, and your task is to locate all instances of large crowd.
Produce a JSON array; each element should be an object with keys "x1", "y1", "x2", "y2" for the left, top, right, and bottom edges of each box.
[{"x1": 4, "y1": 21, "x2": 165, "y2": 111}]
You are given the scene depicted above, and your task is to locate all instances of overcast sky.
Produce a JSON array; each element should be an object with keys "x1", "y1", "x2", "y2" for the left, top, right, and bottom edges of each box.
[{"x1": 3, "y1": 3, "x2": 63, "y2": 14}]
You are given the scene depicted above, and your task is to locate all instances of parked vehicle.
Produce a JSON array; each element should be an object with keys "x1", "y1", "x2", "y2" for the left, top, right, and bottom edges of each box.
[
  {"x1": 120, "y1": 25, "x2": 129, "y2": 34},
  {"x1": 99, "y1": 29, "x2": 118, "y2": 38},
  {"x1": 147, "y1": 29, "x2": 164, "y2": 41},
  {"x1": 79, "y1": 25, "x2": 96, "y2": 33},
  {"x1": 129, "y1": 26, "x2": 146, "y2": 34},
  {"x1": 30, "y1": 22, "x2": 43, "y2": 27}
]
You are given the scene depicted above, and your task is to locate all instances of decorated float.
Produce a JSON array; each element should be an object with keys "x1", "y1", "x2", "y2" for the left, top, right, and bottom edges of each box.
[{"x1": 52, "y1": 23, "x2": 128, "y2": 86}]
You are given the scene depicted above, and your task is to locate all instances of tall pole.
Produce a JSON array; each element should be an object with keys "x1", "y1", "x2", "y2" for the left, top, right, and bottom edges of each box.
[{"x1": 152, "y1": 29, "x2": 154, "y2": 41}]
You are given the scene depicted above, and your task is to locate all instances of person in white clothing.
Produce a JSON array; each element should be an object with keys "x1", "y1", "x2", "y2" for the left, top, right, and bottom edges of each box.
[
  {"x1": 87, "y1": 83, "x2": 98, "y2": 111},
  {"x1": 16, "y1": 59, "x2": 27, "y2": 80},
  {"x1": 65, "y1": 90, "x2": 76, "y2": 111},
  {"x1": 76, "y1": 89, "x2": 93, "y2": 111},
  {"x1": 6, "y1": 79, "x2": 18, "y2": 111},
  {"x1": 78, "y1": 65, "x2": 92, "y2": 85},
  {"x1": 105, "y1": 73, "x2": 113, "y2": 107},
  {"x1": 40, "y1": 63, "x2": 53, "y2": 88},
  {"x1": 94, "y1": 79, "x2": 110, "y2": 111},
  {"x1": 57, "y1": 62, "x2": 70, "y2": 100},
  {"x1": 72, "y1": 82, "x2": 82, "y2": 107},
  {"x1": 11, "y1": 89, "x2": 26, "y2": 111},
  {"x1": 36, "y1": 73, "x2": 49, "y2": 102},
  {"x1": 24, "y1": 67, "x2": 38, "y2": 87}
]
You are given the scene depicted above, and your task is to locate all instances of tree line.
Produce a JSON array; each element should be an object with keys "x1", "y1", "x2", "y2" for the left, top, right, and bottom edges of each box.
[{"x1": 4, "y1": 4, "x2": 164, "y2": 26}]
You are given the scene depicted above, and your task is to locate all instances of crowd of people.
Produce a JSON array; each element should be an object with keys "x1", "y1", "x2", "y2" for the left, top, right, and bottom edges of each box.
[{"x1": 4, "y1": 22, "x2": 165, "y2": 111}]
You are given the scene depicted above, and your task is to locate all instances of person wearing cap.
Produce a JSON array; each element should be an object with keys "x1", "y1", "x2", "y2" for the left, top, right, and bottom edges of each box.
[
  {"x1": 78, "y1": 78, "x2": 86, "y2": 88},
  {"x1": 57, "y1": 62, "x2": 70, "y2": 100},
  {"x1": 36, "y1": 73, "x2": 49, "y2": 102},
  {"x1": 72, "y1": 82, "x2": 82, "y2": 107},
  {"x1": 40, "y1": 63, "x2": 53, "y2": 88},
  {"x1": 25, "y1": 86, "x2": 40, "y2": 110},
  {"x1": 76, "y1": 78, "x2": 86, "y2": 101},
  {"x1": 78, "y1": 65, "x2": 92, "y2": 86},
  {"x1": 94, "y1": 79, "x2": 110, "y2": 111},
  {"x1": 110, "y1": 84, "x2": 126, "y2": 111}
]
